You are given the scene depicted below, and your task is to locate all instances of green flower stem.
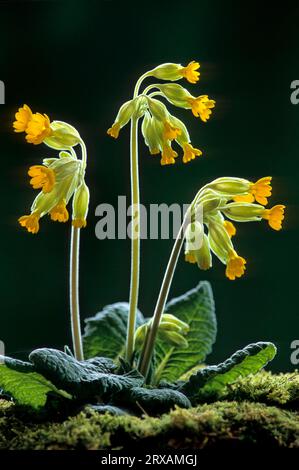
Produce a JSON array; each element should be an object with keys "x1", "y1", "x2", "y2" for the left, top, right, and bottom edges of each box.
[
  {"x1": 125, "y1": 71, "x2": 151, "y2": 363},
  {"x1": 126, "y1": 116, "x2": 140, "y2": 362},
  {"x1": 69, "y1": 226, "x2": 84, "y2": 361},
  {"x1": 138, "y1": 213, "x2": 190, "y2": 379},
  {"x1": 133, "y1": 72, "x2": 151, "y2": 98}
]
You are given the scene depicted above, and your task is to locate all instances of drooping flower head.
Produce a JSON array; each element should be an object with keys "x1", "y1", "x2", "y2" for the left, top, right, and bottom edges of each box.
[
  {"x1": 107, "y1": 61, "x2": 216, "y2": 165},
  {"x1": 14, "y1": 106, "x2": 90, "y2": 233},
  {"x1": 13, "y1": 104, "x2": 81, "y2": 148},
  {"x1": 184, "y1": 177, "x2": 286, "y2": 280}
]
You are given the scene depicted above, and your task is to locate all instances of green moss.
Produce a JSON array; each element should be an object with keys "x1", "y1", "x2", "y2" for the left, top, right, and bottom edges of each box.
[
  {"x1": 223, "y1": 371, "x2": 299, "y2": 407},
  {"x1": 0, "y1": 372, "x2": 298, "y2": 450}
]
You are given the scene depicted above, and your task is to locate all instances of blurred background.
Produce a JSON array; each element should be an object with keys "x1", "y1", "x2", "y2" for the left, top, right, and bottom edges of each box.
[{"x1": 0, "y1": 0, "x2": 298, "y2": 371}]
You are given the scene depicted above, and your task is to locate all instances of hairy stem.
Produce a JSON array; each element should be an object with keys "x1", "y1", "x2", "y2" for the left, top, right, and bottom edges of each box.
[
  {"x1": 126, "y1": 116, "x2": 140, "y2": 362},
  {"x1": 69, "y1": 226, "x2": 84, "y2": 361},
  {"x1": 138, "y1": 214, "x2": 189, "y2": 379}
]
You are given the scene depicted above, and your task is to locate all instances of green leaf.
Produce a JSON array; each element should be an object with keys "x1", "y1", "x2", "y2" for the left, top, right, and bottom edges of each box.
[
  {"x1": 88, "y1": 405, "x2": 133, "y2": 416},
  {"x1": 0, "y1": 357, "x2": 71, "y2": 410},
  {"x1": 83, "y1": 302, "x2": 145, "y2": 360},
  {"x1": 118, "y1": 387, "x2": 191, "y2": 415},
  {"x1": 181, "y1": 342, "x2": 277, "y2": 403},
  {"x1": 154, "y1": 282, "x2": 216, "y2": 383},
  {"x1": 29, "y1": 348, "x2": 143, "y2": 400}
]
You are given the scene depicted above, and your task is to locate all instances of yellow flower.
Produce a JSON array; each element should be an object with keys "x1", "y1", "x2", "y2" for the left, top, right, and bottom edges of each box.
[
  {"x1": 50, "y1": 201, "x2": 69, "y2": 223},
  {"x1": 107, "y1": 122, "x2": 120, "y2": 139},
  {"x1": 161, "y1": 143, "x2": 178, "y2": 165},
  {"x1": 163, "y1": 121, "x2": 181, "y2": 141},
  {"x1": 187, "y1": 95, "x2": 216, "y2": 121},
  {"x1": 225, "y1": 250, "x2": 246, "y2": 280},
  {"x1": 25, "y1": 113, "x2": 52, "y2": 145},
  {"x1": 13, "y1": 104, "x2": 32, "y2": 133},
  {"x1": 234, "y1": 177, "x2": 272, "y2": 206},
  {"x1": 185, "y1": 253, "x2": 196, "y2": 263},
  {"x1": 179, "y1": 61, "x2": 200, "y2": 84},
  {"x1": 19, "y1": 157, "x2": 82, "y2": 234},
  {"x1": 18, "y1": 213, "x2": 40, "y2": 234},
  {"x1": 28, "y1": 165, "x2": 56, "y2": 193},
  {"x1": 223, "y1": 220, "x2": 236, "y2": 237},
  {"x1": 262, "y1": 205, "x2": 285, "y2": 231},
  {"x1": 72, "y1": 218, "x2": 87, "y2": 228},
  {"x1": 72, "y1": 181, "x2": 89, "y2": 229},
  {"x1": 182, "y1": 143, "x2": 202, "y2": 163}
]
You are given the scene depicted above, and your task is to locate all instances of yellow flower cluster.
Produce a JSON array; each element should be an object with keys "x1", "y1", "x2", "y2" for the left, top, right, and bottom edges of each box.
[
  {"x1": 184, "y1": 177, "x2": 285, "y2": 280},
  {"x1": 107, "y1": 61, "x2": 215, "y2": 166},
  {"x1": 14, "y1": 105, "x2": 89, "y2": 233},
  {"x1": 13, "y1": 104, "x2": 52, "y2": 145}
]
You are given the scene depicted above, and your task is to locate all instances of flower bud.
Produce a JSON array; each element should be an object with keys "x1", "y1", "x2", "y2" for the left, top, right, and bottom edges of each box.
[
  {"x1": 206, "y1": 177, "x2": 251, "y2": 196},
  {"x1": 44, "y1": 121, "x2": 81, "y2": 150},
  {"x1": 147, "y1": 97, "x2": 169, "y2": 121},
  {"x1": 107, "y1": 100, "x2": 139, "y2": 138},
  {"x1": 208, "y1": 218, "x2": 234, "y2": 264},
  {"x1": 159, "y1": 331, "x2": 189, "y2": 348},
  {"x1": 151, "y1": 63, "x2": 184, "y2": 81},
  {"x1": 185, "y1": 221, "x2": 204, "y2": 251},
  {"x1": 197, "y1": 189, "x2": 227, "y2": 214},
  {"x1": 141, "y1": 113, "x2": 162, "y2": 155},
  {"x1": 157, "y1": 83, "x2": 192, "y2": 108},
  {"x1": 222, "y1": 202, "x2": 264, "y2": 222},
  {"x1": 195, "y1": 233, "x2": 212, "y2": 270},
  {"x1": 160, "y1": 314, "x2": 189, "y2": 335},
  {"x1": 134, "y1": 323, "x2": 148, "y2": 347},
  {"x1": 72, "y1": 180, "x2": 89, "y2": 228},
  {"x1": 168, "y1": 115, "x2": 190, "y2": 144}
]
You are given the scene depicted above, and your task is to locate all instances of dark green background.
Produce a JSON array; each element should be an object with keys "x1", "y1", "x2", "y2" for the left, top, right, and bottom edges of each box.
[{"x1": 0, "y1": 0, "x2": 298, "y2": 371}]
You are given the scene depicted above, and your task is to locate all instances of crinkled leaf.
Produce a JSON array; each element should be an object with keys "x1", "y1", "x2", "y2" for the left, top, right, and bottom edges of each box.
[
  {"x1": 181, "y1": 342, "x2": 277, "y2": 402},
  {"x1": 88, "y1": 405, "x2": 133, "y2": 416},
  {"x1": 154, "y1": 282, "x2": 216, "y2": 383},
  {"x1": 83, "y1": 302, "x2": 145, "y2": 360},
  {"x1": 119, "y1": 387, "x2": 191, "y2": 415},
  {"x1": 29, "y1": 348, "x2": 143, "y2": 400},
  {"x1": 0, "y1": 356, "x2": 71, "y2": 410}
]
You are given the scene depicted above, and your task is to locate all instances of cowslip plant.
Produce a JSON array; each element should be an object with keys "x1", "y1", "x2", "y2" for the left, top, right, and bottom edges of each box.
[
  {"x1": 13, "y1": 105, "x2": 90, "y2": 361},
  {"x1": 0, "y1": 62, "x2": 287, "y2": 418},
  {"x1": 138, "y1": 176, "x2": 285, "y2": 378},
  {"x1": 107, "y1": 60, "x2": 215, "y2": 363}
]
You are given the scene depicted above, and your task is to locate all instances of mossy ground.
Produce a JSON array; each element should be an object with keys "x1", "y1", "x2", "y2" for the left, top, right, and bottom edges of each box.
[{"x1": 0, "y1": 371, "x2": 298, "y2": 450}]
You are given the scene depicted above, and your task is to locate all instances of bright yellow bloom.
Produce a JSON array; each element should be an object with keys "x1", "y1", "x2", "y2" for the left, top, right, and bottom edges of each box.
[
  {"x1": 185, "y1": 253, "x2": 196, "y2": 263},
  {"x1": 72, "y1": 218, "x2": 87, "y2": 228},
  {"x1": 180, "y1": 61, "x2": 200, "y2": 84},
  {"x1": 187, "y1": 95, "x2": 216, "y2": 121},
  {"x1": 161, "y1": 143, "x2": 178, "y2": 165},
  {"x1": 13, "y1": 104, "x2": 32, "y2": 133},
  {"x1": 28, "y1": 165, "x2": 56, "y2": 193},
  {"x1": 223, "y1": 220, "x2": 236, "y2": 237},
  {"x1": 150, "y1": 147, "x2": 160, "y2": 155},
  {"x1": 225, "y1": 250, "x2": 246, "y2": 280},
  {"x1": 50, "y1": 201, "x2": 69, "y2": 223},
  {"x1": 234, "y1": 177, "x2": 272, "y2": 206},
  {"x1": 25, "y1": 113, "x2": 52, "y2": 145},
  {"x1": 163, "y1": 121, "x2": 181, "y2": 141},
  {"x1": 182, "y1": 143, "x2": 202, "y2": 163},
  {"x1": 18, "y1": 213, "x2": 40, "y2": 234},
  {"x1": 72, "y1": 181, "x2": 89, "y2": 229},
  {"x1": 107, "y1": 122, "x2": 120, "y2": 139},
  {"x1": 262, "y1": 205, "x2": 285, "y2": 231}
]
